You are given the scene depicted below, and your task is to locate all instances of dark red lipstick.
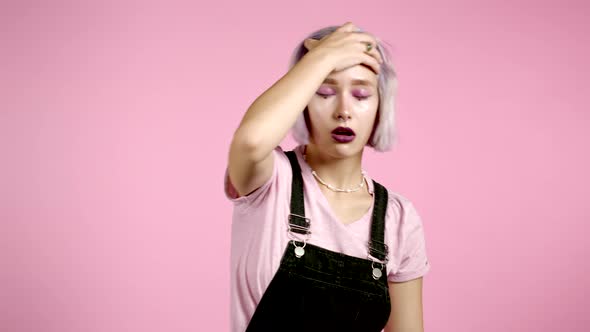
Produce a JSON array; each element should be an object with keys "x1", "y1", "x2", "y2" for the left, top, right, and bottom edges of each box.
[{"x1": 331, "y1": 126, "x2": 356, "y2": 143}]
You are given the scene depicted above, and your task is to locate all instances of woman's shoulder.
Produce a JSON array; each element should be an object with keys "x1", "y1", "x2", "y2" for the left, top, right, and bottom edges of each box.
[
  {"x1": 386, "y1": 189, "x2": 413, "y2": 211},
  {"x1": 370, "y1": 180, "x2": 422, "y2": 225},
  {"x1": 370, "y1": 179, "x2": 413, "y2": 209}
]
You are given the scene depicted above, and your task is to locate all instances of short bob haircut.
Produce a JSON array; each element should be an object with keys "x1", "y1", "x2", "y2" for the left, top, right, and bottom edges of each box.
[{"x1": 288, "y1": 25, "x2": 399, "y2": 152}]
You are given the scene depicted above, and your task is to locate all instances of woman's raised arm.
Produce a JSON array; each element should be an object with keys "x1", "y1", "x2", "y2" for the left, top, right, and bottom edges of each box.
[{"x1": 227, "y1": 52, "x2": 333, "y2": 197}]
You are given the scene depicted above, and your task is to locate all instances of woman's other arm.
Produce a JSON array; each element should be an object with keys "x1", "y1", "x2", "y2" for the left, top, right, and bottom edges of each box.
[{"x1": 384, "y1": 277, "x2": 425, "y2": 332}]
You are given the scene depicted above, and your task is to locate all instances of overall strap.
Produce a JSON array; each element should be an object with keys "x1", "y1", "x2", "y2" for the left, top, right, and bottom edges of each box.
[
  {"x1": 368, "y1": 180, "x2": 389, "y2": 263},
  {"x1": 285, "y1": 150, "x2": 309, "y2": 234}
]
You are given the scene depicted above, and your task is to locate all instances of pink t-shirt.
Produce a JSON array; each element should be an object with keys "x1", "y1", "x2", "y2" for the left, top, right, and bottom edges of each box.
[{"x1": 224, "y1": 144, "x2": 431, "y2": 331}]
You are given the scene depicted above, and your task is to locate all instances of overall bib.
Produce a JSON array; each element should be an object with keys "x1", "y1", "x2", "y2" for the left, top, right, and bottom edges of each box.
[{"x1": 245, "y1": 150, "x2": 392, "y2": 332}]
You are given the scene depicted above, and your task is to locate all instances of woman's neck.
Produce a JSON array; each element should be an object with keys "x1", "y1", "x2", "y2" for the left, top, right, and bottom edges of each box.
[{"x1": 303, "y1": 144, "x2": 365, "y2": 191}]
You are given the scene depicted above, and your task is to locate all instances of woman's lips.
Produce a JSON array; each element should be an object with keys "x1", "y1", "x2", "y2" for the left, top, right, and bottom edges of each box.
[
  {"x1": 331, "y1": 126, "x2": 356, "y2": 143},
  {"x1": 332, "y1": 133, "x2": 356, "y2": 143}
]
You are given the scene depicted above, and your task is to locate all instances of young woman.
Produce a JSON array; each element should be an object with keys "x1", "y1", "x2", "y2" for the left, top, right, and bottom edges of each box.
[{"x1": 224, "y1": 22, "x2": 431, "y2": 332}]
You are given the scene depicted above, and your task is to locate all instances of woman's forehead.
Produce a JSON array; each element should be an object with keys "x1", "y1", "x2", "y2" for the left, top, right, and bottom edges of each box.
[{"x1": 324, "y1": 66, "x2": 378, "y2": 87}]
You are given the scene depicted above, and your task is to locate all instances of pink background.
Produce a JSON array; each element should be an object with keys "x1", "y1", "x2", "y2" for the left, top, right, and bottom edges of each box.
[{"x1": 2, "y1": 0, "x2": 589, "y2": 331}]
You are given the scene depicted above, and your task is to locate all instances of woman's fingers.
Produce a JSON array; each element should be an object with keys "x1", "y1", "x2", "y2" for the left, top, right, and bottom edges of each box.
[
  {"x1": 303, "y1": 38, "x2": 320, "y2": 51},
  {"x1": 350, "y1": 33, "x2": 382, "y2": 64},
  {"x1": 360, "y1": 52, "x2": 381, "y2": 75},
  {"x1": 362, "y1": 41, "x2": 384, "y2": 64},
  {"x1": 301, "y1": 22, "x2": 383, "y2": 74}
]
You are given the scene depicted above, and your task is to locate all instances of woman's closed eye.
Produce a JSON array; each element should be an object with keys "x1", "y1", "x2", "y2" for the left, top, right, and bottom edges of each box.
[
  {"x1": 315, "y1": 92, "x2": 371, "y2": 101},
  {"x1": 352, "y1": 92, "x2": 371, "y2": 100}
]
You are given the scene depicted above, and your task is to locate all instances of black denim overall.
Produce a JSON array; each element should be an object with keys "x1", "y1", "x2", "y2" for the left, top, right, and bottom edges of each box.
[{"x1": 245, "y1": 150, "x2": 391, "y2": 332}]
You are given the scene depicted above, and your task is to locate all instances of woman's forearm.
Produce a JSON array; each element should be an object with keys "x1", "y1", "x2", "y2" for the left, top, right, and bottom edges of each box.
[{"x1": 232, "y1": 51, "x2": 333, "y2": 162}]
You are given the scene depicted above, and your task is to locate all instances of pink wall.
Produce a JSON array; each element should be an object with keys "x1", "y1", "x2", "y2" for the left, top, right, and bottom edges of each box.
[{"x1": 2, "y1": 0, "x2": 589, "y2": 331}]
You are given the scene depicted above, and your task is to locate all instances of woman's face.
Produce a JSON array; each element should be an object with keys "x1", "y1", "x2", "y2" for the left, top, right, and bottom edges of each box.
[{"x1": 306, "y1": 64, "x2": 379, "y2": 158}]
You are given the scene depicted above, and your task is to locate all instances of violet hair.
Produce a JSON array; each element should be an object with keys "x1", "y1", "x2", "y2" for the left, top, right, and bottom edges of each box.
[{"x1": 288, "y1": 25, "x2": 399, "y2": 152}]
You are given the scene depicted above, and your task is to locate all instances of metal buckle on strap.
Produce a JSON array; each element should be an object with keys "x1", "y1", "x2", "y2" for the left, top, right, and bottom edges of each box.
[
  {"x1": 287, "y1": 213, "x2": 311, "y2": 235},
  {"x1": 368, "y1": 240, "x2": 389, "y2": 263},
  {"x1": 287, "y1": 223, "x2": 311, "y2": 234},
  {"x1": 371, "y1": 261, "x2": 384, "y2": 280},
  {"x1": 367, "y1": 240, "x2": 388, "y2": 280},
  {"x1": 287, "y1": 213, "x2": 311, "y2": 258},
  {"x1": 288, "y1": 213, "x2": 310, "y2": 226},
  {"x1": 367, "y1": 253, "x2": 388, "y2": 265},
  {"x1": 367, "y1": 252, "x2": 387, "y2": 280},
  {"x1": 291, "y1": 240, "x2": 306, "y2": 258}
]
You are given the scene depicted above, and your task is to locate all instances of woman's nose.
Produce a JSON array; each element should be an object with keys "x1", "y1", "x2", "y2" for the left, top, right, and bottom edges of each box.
[
  {"x1": 337, "y1": 113, "x2": 350, "y2": 122},
  {"x1": 334, "y1": 100, "x2": 352, "y2": 121}
]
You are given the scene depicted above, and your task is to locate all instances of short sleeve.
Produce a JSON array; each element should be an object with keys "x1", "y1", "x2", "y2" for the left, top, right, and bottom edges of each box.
[
  {"x1": 223, "y1": 145, "x2": 288, "y2": 212},
  {"x1": 388, "y1": 200, "x2": 431, "y2": 282}
]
